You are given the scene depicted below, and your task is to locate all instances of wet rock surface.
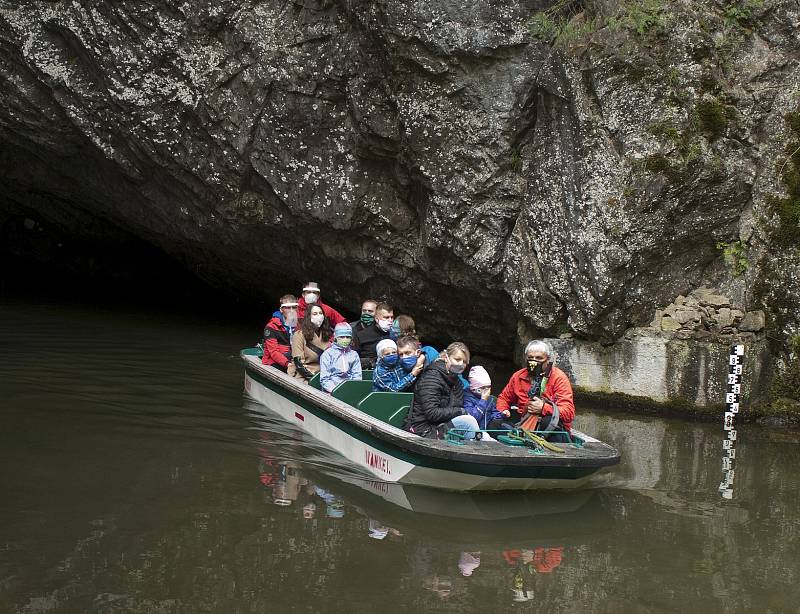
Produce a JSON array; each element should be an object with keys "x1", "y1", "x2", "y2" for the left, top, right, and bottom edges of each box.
[{"x1": 1, "y1": 0, "x2": 799, "y2": 360}]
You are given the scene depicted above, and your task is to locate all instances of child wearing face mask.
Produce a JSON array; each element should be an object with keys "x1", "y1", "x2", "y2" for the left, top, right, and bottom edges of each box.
[
  {"x1": 319, "y1": 323, "x2": 362, "y2": 393},
  {"x1": 372, "y1": 338, "x2": 425, "y2": 392},
  {"x1": 402, "y1": 342, "x2": 494, "y2": 441},
  {"x1": 463, "y1": 366, "x2": 505, "y2": 430}
]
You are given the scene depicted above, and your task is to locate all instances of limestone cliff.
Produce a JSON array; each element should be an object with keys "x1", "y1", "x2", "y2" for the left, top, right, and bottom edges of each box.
[{"x1": 1, "y1": 0, "x2": 799, "y2": 368}]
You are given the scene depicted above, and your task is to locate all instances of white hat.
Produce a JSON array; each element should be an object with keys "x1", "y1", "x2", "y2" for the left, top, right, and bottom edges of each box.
[
  {"x1": 302, "y1": 282, "x2": 320, "y2": 293},
  {"x1": 375, "y1": 339, "x2": 397, "y2": 357}
]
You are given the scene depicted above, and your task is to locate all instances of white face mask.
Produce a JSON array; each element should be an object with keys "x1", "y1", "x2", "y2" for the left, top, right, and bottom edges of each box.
[
  {"x1": 448, "y1": 360, "x2": 466, "y2": 374},
  {"x1": 377, "y1": 319, "x2": 392, "y2": 332},
  {"x1": 304, "y1": 293, "x2": 318, "y2": 304},
  {"x1": 310, "y1": 313, "x2": 324, "y2": 327},
  {"x1": 284, "y1": 312, "x2": 298, "y2": 327}
]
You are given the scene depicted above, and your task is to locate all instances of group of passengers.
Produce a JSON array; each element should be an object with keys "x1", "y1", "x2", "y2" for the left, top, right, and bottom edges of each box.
[{"x1": 261, "y1": 282, "x2": 575, "y2": 443}]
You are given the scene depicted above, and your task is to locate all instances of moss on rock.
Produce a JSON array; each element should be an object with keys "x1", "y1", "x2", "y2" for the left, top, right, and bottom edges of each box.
[{"x1": 767, "y1": 109, "x2": 800, "y2": 246}]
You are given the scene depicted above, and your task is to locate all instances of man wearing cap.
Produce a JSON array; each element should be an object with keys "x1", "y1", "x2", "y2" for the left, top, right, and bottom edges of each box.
[
  {"x1": 319, "y1": 322, "x2": 362, "y2": 393},
  {"x1": 297, "y1": 281, "x2": 347, "y2": 326},
  {"x1": 262, "y1": 294, "x2": 299, "y2": 370}
]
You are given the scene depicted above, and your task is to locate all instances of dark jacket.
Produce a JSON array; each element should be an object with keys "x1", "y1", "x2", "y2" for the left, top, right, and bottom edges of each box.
[
  {"x1": 352, "y1": 322, "x2": 390, "y2": 369},
  {"x1": 262, "y1": 315, "x2": 293, "y2": 369},
  {"x1": 403, "y1": 361, "x2": 464, "y2": 437}
]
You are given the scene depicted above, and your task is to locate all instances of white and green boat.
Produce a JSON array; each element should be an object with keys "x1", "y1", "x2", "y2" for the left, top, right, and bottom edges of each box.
[{"x1": 242, "y1": 348, "x2": 620, "y2": 491}]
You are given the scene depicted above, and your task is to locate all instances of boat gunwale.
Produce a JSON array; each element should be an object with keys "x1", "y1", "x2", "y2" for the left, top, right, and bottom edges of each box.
[{"x1": 242, "y1": 353, "x2": 621, "y2": 469}]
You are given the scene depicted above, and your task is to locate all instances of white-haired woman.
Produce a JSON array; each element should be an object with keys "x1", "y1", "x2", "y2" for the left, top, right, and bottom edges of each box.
[{"x1": 495, "y1": 340, "x2": 575, "y2": 442}]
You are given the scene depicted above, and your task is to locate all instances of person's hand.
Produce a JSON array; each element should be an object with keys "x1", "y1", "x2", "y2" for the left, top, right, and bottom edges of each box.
[
  {"x1": 411, "y1": 354, "x2": 425, "y2": 376},
  {"x1": 527, "y1": 397, "x2": 545, "y2": 415},
  {"x1": 501, "y1": 409, "x2": 511, "y2": 418}
]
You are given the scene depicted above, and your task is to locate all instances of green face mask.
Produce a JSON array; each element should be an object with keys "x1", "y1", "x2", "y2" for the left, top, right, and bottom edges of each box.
[
  {"x1": 336, "y1": 337, "x2": 351, "y2": 349},
  {"x1": 360, "y1": 313, "x2": 375, "y2": 326}
]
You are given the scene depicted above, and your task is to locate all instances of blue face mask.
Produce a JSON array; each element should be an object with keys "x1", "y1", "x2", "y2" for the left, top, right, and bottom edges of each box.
[
  {"x1": 389, "y1": 328, "x2": 400, "y2": 341},
  {"x1": 382, "y1": 354, "x2": 399, "y2": 367},
  {"x1": 400, "y1": 356, "x2": 417, "y2": 371}
]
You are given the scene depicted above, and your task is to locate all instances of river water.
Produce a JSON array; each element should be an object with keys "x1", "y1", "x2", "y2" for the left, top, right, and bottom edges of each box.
[{"x1": 1, "y1": 300, "x2": 798, "y2": 614}]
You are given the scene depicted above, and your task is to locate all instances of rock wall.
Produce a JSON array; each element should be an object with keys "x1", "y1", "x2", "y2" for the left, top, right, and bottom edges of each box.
[{"x1": 1, "y1": 1, "x2": 799, "y2": 389}]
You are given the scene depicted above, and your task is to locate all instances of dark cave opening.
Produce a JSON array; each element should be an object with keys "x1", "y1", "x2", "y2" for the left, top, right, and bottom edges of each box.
[{"x1": 0, "y1": 207, "x2": 268, "y2": 329}]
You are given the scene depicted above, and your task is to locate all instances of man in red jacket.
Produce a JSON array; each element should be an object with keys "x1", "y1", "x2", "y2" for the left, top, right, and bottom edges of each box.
[
  {"x1": 262, "y1": 295, "x2": 299, "y2": 370},
  {"x1": 297, "y1": 281, "x2": 347, "y2": 326},
  {"x1": 495, "y1": 340, "x2": 575, "y2": 441}
]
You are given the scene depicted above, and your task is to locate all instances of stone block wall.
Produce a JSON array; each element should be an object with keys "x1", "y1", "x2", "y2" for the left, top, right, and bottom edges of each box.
[{"x1": 545, "y1": 289, "x2": 771, "y2": 410}]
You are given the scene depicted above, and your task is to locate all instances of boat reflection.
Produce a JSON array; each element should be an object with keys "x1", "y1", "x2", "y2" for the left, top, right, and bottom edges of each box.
[
  {"x1": 254, "y1": 449, "x2": 612, "y2": 604},
  {"x1": 248, "y1": 397, "x2": 618, "y2": 608}
]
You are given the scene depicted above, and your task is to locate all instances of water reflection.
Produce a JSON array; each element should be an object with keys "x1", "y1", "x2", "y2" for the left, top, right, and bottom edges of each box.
[
  {"x1": 244, "y1": 406, "x2": 619, "y2": 607},
  {"x1": 2, "y1": 301, "x2": 800, "y2": 613}
]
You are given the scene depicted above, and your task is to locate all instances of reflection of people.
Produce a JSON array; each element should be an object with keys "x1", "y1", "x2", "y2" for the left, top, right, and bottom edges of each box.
[
  {"x1": 422, "y1": 576, "x2": 452, "y2": 600},
  {"x1": 503, "y1": 547, "x2": 564, "y2": 573},
  {"x1": 458, "y1": 551, "x2": 481, "y2": 576},
  {"x1": 313, "y1": 485, "x2": 346, "y2": 518},
  {"x1": 273, "y1": 462, "x2": 304, "y2": 506},
  {"x1": 503, "y1": 545, "x2": 564, "y2": 603},
  {"x1": 368, "y1": 518, "x2": 390, "y2": 540},
  {"x1": 496, "y1": 340, "x2": 575, "y2": 441}
]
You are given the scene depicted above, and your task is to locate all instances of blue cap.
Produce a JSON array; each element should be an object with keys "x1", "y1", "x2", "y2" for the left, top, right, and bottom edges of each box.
[{"x1": 334, "y1": 322, "x2": 353, "y2": 338}]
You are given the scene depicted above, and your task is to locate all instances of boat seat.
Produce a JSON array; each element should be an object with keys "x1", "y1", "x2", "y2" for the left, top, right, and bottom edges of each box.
[
  {"x1": 388, "y1": 405, "x2": 410, "y2": 428},
  {"x1": 358, "y1": 392, "x2": 413, "y2": 427},
  {"x1": 331, "y1": 380, "x2": 375, "y2": 407},
  {"x1": 308, "y1": 373, "x2": 321, "y2": 390},
  {"x1": 361, "y1": 370, "x2": 373, "y2": 381}
]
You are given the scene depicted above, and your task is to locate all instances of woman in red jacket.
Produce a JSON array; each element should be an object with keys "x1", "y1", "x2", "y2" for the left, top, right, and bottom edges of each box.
[{"x1": 495, "y1": 340, "x2": 575, "y2": 442}]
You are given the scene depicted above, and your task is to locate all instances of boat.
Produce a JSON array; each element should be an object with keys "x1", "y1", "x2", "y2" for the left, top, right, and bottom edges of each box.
[{"x1": 241, "y1": 348, "x2": 620, "y2": 491}]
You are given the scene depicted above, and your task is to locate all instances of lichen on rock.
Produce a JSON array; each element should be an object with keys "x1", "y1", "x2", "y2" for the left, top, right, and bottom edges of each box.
[{"x1": 0, "y1": 0, "x2": 799, "y2": 379}]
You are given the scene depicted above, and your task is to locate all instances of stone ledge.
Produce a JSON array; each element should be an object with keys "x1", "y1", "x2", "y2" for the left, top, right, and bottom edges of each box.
[{"x1": 546, "y1": 332, "x2": 772, "y2": 410}]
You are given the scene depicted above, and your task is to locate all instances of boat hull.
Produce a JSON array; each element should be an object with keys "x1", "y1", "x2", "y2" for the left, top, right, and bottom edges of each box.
[{"x1": 243, "y1": 356, "x2": 619, "y2": 491}]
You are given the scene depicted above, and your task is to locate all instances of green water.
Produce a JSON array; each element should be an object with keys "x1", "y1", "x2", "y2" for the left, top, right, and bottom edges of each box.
[{"x1": 1, "y1": 301, "x2": 798, "y2": 613}]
